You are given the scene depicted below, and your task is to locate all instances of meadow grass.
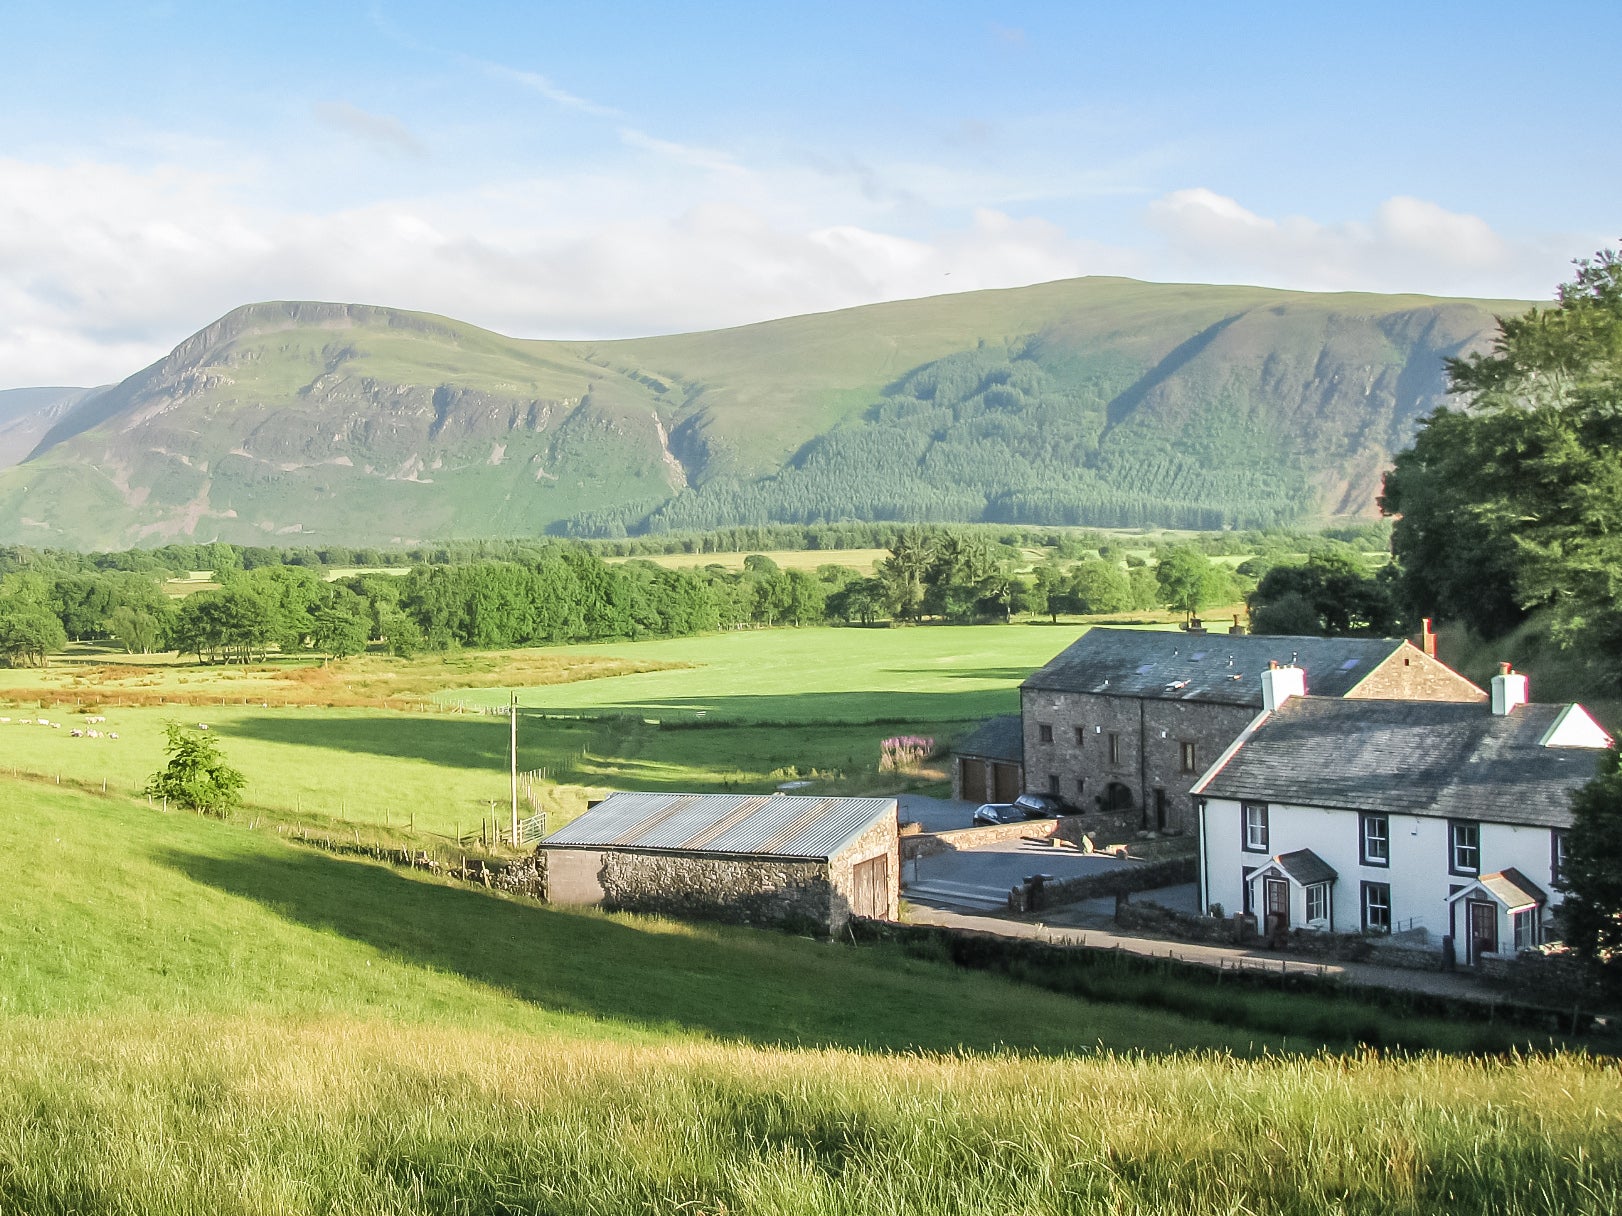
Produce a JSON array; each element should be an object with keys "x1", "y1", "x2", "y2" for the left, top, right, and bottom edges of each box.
[
  {"x1": 1, "y1": 780, "x2": 1619, "y2": 1214},
  {"x1": 1, "y1": 626, "x2": 1093, "y2": 840}
]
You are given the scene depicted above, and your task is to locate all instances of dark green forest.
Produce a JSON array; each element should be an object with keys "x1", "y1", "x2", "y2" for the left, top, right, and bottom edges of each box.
[{"x1": 561, "y1": 343, "x2": 1314, "y2": 537}]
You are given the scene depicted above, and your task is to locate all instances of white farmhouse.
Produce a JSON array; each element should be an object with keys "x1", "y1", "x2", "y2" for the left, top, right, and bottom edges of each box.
[{"x1": 1192, "y1": 665, "x2": 1611, "y2": 966}]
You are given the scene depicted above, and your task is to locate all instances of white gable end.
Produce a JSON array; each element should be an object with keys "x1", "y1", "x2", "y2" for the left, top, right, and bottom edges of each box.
[{"x1": 1539, "y1": 704, "x2": 1612, "y2": 750}]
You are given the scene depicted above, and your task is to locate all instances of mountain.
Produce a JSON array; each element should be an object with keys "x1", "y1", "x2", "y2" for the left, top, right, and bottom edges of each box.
[
  {"x1": 0, "y1": 279, "x2": 1524, "y2": 548},
  {"x1": 0, "y1": 386, "x2": 101, "y2": 473}
]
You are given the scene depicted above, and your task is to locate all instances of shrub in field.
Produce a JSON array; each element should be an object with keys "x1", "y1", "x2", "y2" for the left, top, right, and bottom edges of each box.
[
  {"x1": 879, "y1": 735, "x2": 934, "y2": 771},
  {"x1": 144, "y1": 722, "x2": 247, "y2": 816}
]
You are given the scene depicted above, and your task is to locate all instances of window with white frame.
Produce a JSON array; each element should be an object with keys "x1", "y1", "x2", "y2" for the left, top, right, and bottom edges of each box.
[
  {"x1": 1242, "y1": 803, "x2": 1269, "y2": 852},
  {"x1": 1360, "y1": 812, "x2": 1389, "y2": 866},
  {"x1": 1305, "y1": 883, "x2": 1329, "y2": 924},
  {"x1": 1361, "y1": 881, "x2": 1391, "y2": 933},
  {"x1": 1450, "y1": 821, "x2": 1480, "y2": 875},
  {"x1": 1552, "y1": 830, "x2": 1569, "y2": 887},
  {"x1": 1512, "y1": 908, "x2": 1540, "y2": 952}
]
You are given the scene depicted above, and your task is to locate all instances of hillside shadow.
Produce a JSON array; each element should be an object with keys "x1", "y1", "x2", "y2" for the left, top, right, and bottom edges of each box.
[
  {"x1": 157, "y1": 844, "x2": 1094, "y2": 1056},
  {"x1": 539, "y1": 689, "x2": 1015, "y2": 724},
  {"x1": 215, "y1": 714, "x2": 510, "y2": 771}
]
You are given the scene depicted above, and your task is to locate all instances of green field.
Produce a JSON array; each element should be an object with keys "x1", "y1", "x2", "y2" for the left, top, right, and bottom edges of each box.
[
  {"x1": 1, "y1": 626, "x2": 1104, "y2": 844},
  {"x1": 2, "y1": 779, "x2": 1619, "y2": 1213}
]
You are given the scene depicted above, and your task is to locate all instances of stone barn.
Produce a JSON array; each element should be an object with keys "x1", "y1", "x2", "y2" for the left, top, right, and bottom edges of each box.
[{"x1": 538, "y1": 791, "x2": 899, "y2": 935}]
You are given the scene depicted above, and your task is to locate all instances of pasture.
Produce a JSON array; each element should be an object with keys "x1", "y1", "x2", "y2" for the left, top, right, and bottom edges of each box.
[
  {"x1": 1, "y1": 779, "x2": 1618, "y2": 1214},
  {"x1": 0, "y1": 625, "x2": 1105, "y2": 844}
]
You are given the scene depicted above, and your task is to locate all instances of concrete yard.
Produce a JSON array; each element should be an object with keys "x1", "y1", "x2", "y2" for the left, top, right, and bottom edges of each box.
[{"x1": 903, "y1": 837, "x2": 1145, "y2": 912}]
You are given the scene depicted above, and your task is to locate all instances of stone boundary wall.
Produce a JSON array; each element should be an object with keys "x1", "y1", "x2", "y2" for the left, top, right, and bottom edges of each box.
[
  {"x1": 849, "y1": 918, "x2": 1618, "y2": 1031},
  {"x1": 901, "y1": 816, "x2": 1088, "y2": 860},
  {"x1": 1017, "y1": 855, "x2": 1199, "y2": 912},
  {"x1": 599, "y1": 850, "x2": 835, "y2": 935}
]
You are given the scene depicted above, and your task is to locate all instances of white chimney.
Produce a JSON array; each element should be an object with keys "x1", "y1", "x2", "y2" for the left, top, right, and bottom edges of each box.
[
  {"x1": 1491, "y1": 663, "x2": 1528, "y2": 715},
  {"x1": 1261, "y1": 661, "x2": 1306, "y2": 712}
]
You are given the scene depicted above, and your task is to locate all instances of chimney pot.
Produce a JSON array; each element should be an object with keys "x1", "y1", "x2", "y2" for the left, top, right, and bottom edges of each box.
[{"x1": 1499, "y1": 661, "x2": 1513, "y2": 675}]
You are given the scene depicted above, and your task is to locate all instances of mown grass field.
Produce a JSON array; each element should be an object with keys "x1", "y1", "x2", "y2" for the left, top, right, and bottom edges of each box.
[{"x1": 2, "y1": 779, "x2": 1619, "y2": 1214}]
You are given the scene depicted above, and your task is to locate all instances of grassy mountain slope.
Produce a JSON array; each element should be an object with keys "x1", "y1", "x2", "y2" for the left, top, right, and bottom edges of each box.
[
  {"x1": 0, "y1": 385, "x2": 97, "y2": 470},
  {"x1": 0, "y1": 280, "x2": 1526, "y2": 548},
  {"x1": 4, "y1": 779, "x2": 1621, "y2": 1214}
]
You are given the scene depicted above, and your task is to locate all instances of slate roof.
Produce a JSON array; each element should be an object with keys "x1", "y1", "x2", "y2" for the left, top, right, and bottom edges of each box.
[
  {"x1": 952, "y1": 715, "x2": 1023, "y2": 763},
  {"x1": 1022, "y1": 628, "x2": 1428, "y2": 706},
  {"x1": 1194, "y1": 697, "x2": 1609, "y2": 829},
  {"x1": 541, "y1": 792, "x2": 896, "y2": 861},
  {"x1": 1469, "y1": 868, "x2": 1548, "y2": 911},
  {"x1": 1269, "y1": 848, "x2": 1338, "y2": 887}
]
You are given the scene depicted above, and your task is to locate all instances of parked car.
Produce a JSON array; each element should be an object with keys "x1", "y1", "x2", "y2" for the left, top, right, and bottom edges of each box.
[
  {"x1": 972, "y1": 793, "x2": 1068, "y2": 826},
  {"x1": 1012, "y1": 791, "x2": 1068, "y2": 818},
  {"x1": 972, "y1": 802, "x2": 1024, "y2": 825}
]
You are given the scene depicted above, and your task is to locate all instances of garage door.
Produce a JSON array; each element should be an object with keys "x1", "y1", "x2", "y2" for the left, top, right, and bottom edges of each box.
[
  {"x1": 959, "y1": 758, "x2": 987, "y2": 801},
  {"x1": 992, "y1": 762, "x2": 1021, "y2": 803}
]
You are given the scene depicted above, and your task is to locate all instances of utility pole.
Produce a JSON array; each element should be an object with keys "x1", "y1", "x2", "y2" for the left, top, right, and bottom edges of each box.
[{"x1": 509, "y1": 691, "x2": 519, "y2": 847}]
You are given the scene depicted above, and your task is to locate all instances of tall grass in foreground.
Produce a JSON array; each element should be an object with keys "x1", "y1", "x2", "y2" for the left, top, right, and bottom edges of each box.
[{"x1": 0, "y1": 1016, "x2": 1616, "y2": 1215}]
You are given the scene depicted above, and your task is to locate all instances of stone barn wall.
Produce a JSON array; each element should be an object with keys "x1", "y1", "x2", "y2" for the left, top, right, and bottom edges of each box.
[
  {"x1": 827, "y1": 815, "x2": 900, "y2": 930},
  {"x1": 598, "y1": 850, "x2": 836, "y2": 935},
  {"x1": 1021, "y1": 688, "x2": 1253, "y2": 835}
]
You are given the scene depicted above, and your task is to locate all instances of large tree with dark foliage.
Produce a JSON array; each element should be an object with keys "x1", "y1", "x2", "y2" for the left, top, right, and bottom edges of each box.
[
  {"x1": 1560, "y1": 746, "x2": 1622, "y2": 973},
  {"x1": 1383, "y1": 250, "x2": 1622, "y2": 684}
]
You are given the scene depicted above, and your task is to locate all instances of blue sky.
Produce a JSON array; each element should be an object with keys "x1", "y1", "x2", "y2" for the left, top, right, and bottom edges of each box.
[{"x1": 2, "y1": 0, "x2": 1616, "y2": 386}]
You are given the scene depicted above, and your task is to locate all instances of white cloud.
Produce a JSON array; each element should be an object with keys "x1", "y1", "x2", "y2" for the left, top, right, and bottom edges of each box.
[
  {"x1": 0, "y1": 155, "x2": 1116, "y2": 387},
  {"x1": 311, "y1": 102, "x2": 426, "y2": 158},
  {"x1": 1146, "y1": 187, "x2": 1568, "y2": 298},
  {"x1": 0, "y1": 148, "x2": 1584, "y2": 392},
  {"x1": 470, "y1": 59, "x2": 619, "y2": 118}
]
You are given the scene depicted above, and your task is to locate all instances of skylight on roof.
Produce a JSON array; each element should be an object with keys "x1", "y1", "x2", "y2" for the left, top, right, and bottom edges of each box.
[
  {"x1": 1136, "y1": 663, "x2": 1155, "y2": 674},
  {"x1": 1339, "y1": 659, "x2": 1361, "y2": 670},
  {"x1": 1190, "y1": 651, "x2": 1207, "y2": 660}
]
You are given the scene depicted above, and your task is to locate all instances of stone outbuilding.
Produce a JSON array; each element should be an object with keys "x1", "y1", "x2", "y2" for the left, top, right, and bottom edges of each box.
[
  {"x1": 1020, "y1": 628, "x2": 1484, "y2": 835},
  {"x1": 950, "y1": 714, "x2": 1024, "y2": 804},
  {"x1": 538, "y1": 791, "x2": 898, "y2": 935}
]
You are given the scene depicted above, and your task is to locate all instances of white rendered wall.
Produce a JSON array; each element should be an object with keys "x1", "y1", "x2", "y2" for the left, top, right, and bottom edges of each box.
[{"x1": 1202, "y1": 799, "x2": 1567, "y2": 947}]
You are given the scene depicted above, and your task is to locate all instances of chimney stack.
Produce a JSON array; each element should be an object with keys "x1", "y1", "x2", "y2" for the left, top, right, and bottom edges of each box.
[
  {"x1": 1261, "y1": 662, "x2": 1306, "y2": 712},
  {"x1": 1420, "y1": 617, "x2": 1437, "y2": 658},
  {"x1": 1490, "y1": 663, "x2": 1528, "y2": 716}
]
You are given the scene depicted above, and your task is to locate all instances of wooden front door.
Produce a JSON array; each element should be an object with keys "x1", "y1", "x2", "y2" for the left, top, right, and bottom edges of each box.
[
  {"x1": 1467, "y1": 900, "x2": 1498, "y2": 964},
  {"x1": 852, "y1": 855, "x2": 889, "y2": 920},
  {"x1": 1265, "y1": 878, "x2": 1290, "y2": 928}
]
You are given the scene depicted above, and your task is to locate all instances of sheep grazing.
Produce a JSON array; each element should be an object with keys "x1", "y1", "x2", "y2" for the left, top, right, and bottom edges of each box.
[
  {"x1": 87, "y1": 730, "x2": 101, "y2": 739},
  {"x1": 70, "y1": 729, "x2": 84, "y2": 738},
  {"x1": 107, "y1": 732, "x2": 119, "y2": 740},
  {"x1": 195, "y1": 723, "x2": 209, "y2": 730}
]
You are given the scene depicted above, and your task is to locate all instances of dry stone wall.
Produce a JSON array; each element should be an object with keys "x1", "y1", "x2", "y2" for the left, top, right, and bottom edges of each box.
[{"x1": 600, "y1": 850, "x2": 836, "y2": 935}]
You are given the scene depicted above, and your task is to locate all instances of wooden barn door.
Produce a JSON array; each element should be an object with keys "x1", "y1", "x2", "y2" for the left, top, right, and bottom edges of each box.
[{"x1": 852, "y1": 855, "x2": 889, "y2": 919}]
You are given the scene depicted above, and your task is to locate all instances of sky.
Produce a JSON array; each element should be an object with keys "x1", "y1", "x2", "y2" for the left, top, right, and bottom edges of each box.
[{"x1": 2, "y1": 0, "x2": 1617, "y2": 388}]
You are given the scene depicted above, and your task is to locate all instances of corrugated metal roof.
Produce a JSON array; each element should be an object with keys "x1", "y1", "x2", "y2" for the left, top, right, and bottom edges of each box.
[{"x1": 542, "y1": 792, "x2": 896, "y2": 860}]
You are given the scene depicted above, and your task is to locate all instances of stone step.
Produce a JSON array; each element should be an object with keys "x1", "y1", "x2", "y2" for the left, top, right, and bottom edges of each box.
[{"x1": 903, "y1": 878, "x2": 1009, "y2": 911}]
